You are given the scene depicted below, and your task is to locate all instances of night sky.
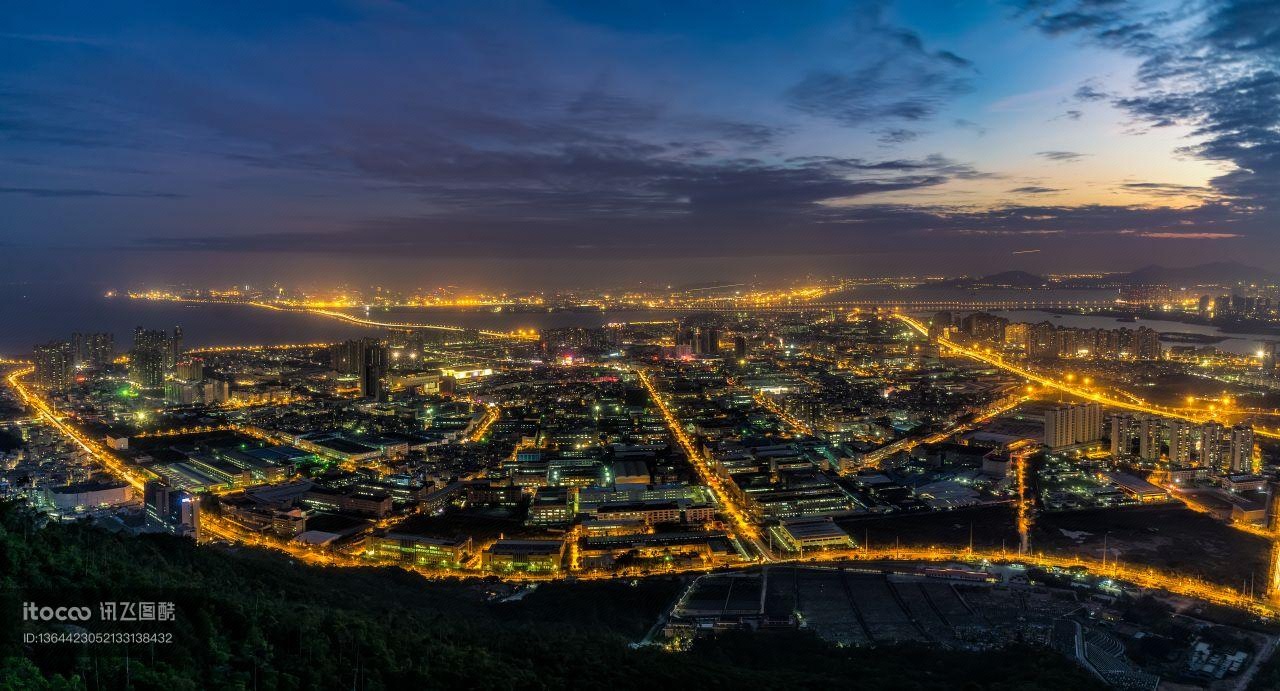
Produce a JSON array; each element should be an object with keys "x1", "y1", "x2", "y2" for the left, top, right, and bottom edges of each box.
[{"x1": 2, "y1": 1, "x2": 1277, "y2": 289}]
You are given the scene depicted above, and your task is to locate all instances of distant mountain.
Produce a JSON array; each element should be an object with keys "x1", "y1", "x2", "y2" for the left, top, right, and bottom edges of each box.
[
  {"x1": 1118, "y1": 261, "x2": 1278, "y2": 286},
  {"x1": 938, "y1": 271, "x2": 1048, "y2": 289}
]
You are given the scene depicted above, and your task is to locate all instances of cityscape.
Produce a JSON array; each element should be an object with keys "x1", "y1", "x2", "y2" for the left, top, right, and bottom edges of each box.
[{"x1": 4, "y1": 1, "x2": 1280, "y2": 690}]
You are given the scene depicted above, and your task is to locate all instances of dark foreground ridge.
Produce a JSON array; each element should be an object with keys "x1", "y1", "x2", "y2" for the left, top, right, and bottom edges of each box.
[{"x1": 0, "y1": 502, "x2": 1101, "y2": 690}]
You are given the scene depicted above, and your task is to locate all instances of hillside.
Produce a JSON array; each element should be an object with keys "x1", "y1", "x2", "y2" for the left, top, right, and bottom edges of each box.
[
  {"x1": 0, "y1": 502, "x2": 1101, "y2": 690},
  {"x1": 938, "y1": 270, "x2": 1048, "y2": 289}
]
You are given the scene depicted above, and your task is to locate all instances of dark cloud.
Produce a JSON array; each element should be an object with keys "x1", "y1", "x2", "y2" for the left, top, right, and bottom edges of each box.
[
  {"x1": 1037, "y1": 150, "x2": 1086, "y2": 162},
  {"x1": 139, "y1": 199, "x2": 1247, "y2": 260},
  {"x1": 1120, "y1": 182, "x2": 1215, "y2": 199},
  {"x1": 1009, "y1": 186, "x2": 1061, "y2": 194},
  {"x1": 1073, "y1": 84, "x2": 1109, "y2": 101},
  {"x1": 1034, "y1": 11, "x2": 1110, "y2": 35},
  {"x1": 786, "y1": 11, "x2": 973, "y2": 126},
  {"x1": 2, "y1": 0, "x2": 1272, "y2": 282},
  {"x1": 877, "y1": 128, "x2": 919, "y2": 144},
  {"x1": 0, "y1": 186, "x2": 183, "y2": 199}
]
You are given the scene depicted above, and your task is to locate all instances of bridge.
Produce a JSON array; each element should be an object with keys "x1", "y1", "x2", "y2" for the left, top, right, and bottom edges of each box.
[{"x1": 634, "y1": 298, "x2": 1118, "y2": 313}]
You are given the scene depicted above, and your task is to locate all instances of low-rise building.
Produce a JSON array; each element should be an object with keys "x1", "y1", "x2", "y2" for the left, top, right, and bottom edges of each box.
[{"x1": 481, "y1": 539, "x2": 566, "y2": 572}]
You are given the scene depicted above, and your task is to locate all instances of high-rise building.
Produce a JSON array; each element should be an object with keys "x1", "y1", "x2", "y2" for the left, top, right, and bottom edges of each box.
[
  {"x1": 1044, "y1": 403, "x2": 1100, "y2": 448},
  {"x1": 960, "y1": 312, "x2": 1008, "y2": 342},
  {"x1": 129, "y1": 327, "x2": 172, "y2": 393},
  {"x1": 674, "y1": 327, "x2": 696, "y2": 350},
  {"x1": 175, "y1": 357, "x2": 204, "y2": 382},
  {"x1": 32, "y1": 340, "x2": 73, "y2": 392},
  {"x1": 1201, "y1": 422, "x2": 1227, "y2": 470},
  {"x1": 1028, "y1": 322, "x2": 1057, "y2": 359},
  {"x1": 1168, "y1": 420, "x2": 1195, "y2": 466},
  {"x1": 166, "y1": 357, "x2": 207, "y2": 405},
  {"x1": 203, "y1": 378, "x2": 231, "y2": 404},
  {"x1": 733, "y1": 336, "x2": 748, "y2": 359},
  {"x1": 71, "y1": 332, "x2": 115, "y2": 369},
  {"x1": 1214, "y1": 295, "x2": 1231, "y2": 315},
  {"x1": 1110, "y1": 413, "x2": 1135, "y2": 458},
  {"x1": 359, "y1": 339, "x2": 387, "y2": 399},
  {"x1": 1230, "y1": 425, "x2": 1255, "y2": 474},
  {"x1": 1073, "y1": 402, "x2": 1102, "y2": 444},
  {"x1": 1045, "y1": 406, "x2": 1074, "y2": 448},
  {"x1": 694, "y1": 327, "x2": 719, "y2": 356},
  {"x1": 330, "y1": 339, "x2": 364, "y2": 374},
  {"x1": 1135, "y1": 327, "x2": 1161, "y2": 360},
  {"x1": 1261, "y1": 341, "x2": 1280, "y2": 376},
  {"x1": 169, "y1": 325, "x2": 184, "y2": 370},
  {"x1": 144, "y1": 481, "x2": 199, "y2": 538},
  {"x1": 1003, "y1": 322, "x2": 1029, "y2": 351},
  {"x1": 1138, "y1": 415, "x2": 1161, "y2": 462},
  {"x1": 929, "y1": 312, "x2": 953, "y2": 338}
]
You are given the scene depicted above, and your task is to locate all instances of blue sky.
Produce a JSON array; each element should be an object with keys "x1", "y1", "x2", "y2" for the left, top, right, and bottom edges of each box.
[{"x1": 1, "y1": 0, "x2": 1276, "y2": 288}]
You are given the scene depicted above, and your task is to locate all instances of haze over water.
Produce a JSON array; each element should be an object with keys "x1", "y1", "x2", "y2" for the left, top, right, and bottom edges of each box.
[{"x1": 5, "y1": 283, "x2": 1276, "y2": 358}]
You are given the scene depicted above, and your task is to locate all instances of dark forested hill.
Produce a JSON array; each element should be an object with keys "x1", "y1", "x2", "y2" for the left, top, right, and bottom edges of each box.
[{"x1": 0, "y1": 503, "x2": 1101, "y2": 690}]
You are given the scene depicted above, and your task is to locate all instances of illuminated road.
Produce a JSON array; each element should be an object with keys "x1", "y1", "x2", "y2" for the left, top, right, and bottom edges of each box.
[
  {"x1": 6, "y1": 367, "x2": 150, "y2": 491},
  {"x1": 186, "y1": 342, "x2": 335, "y2": 355},
  {"x1": 636, "y1": 367, "x2": 771, "y2": 561},
  {"x1": 126, "y1": 295, "x2": 537, "y2": 341},
  {"x1": 198, "y1": 509, "x2": 1280, "y2": 618},
  {"x1": 861, "y1": 394, "x2": 1027, "y2": 467},
  {"x1": 894, "y1": 313, "x2": 1280, "y2": 441},
  {"x1": 1014, "y1": 447, "x2": 1033, "y2": 555},
  {"x1": 292, "y1": 306, "x2": 538, "y2": 341},
  {"x1": 467, "y1": 402, "x2": 500, "y2": 443},
  {"x1": 752, "y1": 391, "x2": 814, "y2": 436}
]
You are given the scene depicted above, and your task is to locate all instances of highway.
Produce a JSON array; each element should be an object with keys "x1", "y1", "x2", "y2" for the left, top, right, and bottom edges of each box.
[
  {"x1": 636, "y1": 367, "x2": 772, "y2": 561},
  {"x1": 124, "y1": 295, "x2": 538, "y2": 341},
  {"x1": 251, "y1": 303, "x2": 538, "y2": 341},
  {"x1": 6, "y1": 367, "x2": 150, "y2": 491},
  {"x1": 893, "y1": 313, "x2": 1280, "y2": 441},
  {"x1": 861, "y1": 393, "x2": 1027, "y2": 466}
]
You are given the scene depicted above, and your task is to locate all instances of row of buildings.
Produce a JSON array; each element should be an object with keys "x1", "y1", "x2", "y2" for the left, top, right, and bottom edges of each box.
[
  {"x1": 938, "y1": 312, "x2": 1161, "y2": 361},
  {"x1": 1043, "y1": 403, "x2": 1256, "y2": 474},
  {"x1": 1043, "y1": 403, "x2": 1104, "y2": 449},
  {"x1": 1111, "y1": 414, "x2": 1255, "y2": 473}
]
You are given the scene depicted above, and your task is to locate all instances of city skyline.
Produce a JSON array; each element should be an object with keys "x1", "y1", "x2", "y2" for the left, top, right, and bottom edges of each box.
[{"x1": 3, "y1": 0, "x2": 1278, "y2": 288}]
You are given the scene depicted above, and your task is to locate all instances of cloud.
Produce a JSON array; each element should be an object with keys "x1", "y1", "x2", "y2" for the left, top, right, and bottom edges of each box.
[
  {"x1": 1120, "y1": 182, "x2": 1216, "y2": 199},
  {"x1": 1016, "y1": 0, "x2": 1280, "y2": 219},
  {"x1": 1009, "y1": 186, "x2": 1062, "y2": 194},
  {"x1": 1037, "y1": 150, "x2": 1086, "y2": 162},
  {"x1": 4, "y1": 0, "x2": 1270, "y2": 274},
  {"x1": 1073, "y1": 84, "x2": 1109, "y2": 101},
  {"x1": 953, "y1": 118, "x2": 988, "y2": 136},
  {"x1": 877, "y1": 128, "x2": 920, "y2": 144},
  {"x1": 0, "y1": 186, "x2": 183, "y2": 198},
  {"x1": 139, "y1": 198, "x2": 1247, "y2": 259},
  {"x1": 786, "y1": 10, "x2": 973, "y2": 126}
]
